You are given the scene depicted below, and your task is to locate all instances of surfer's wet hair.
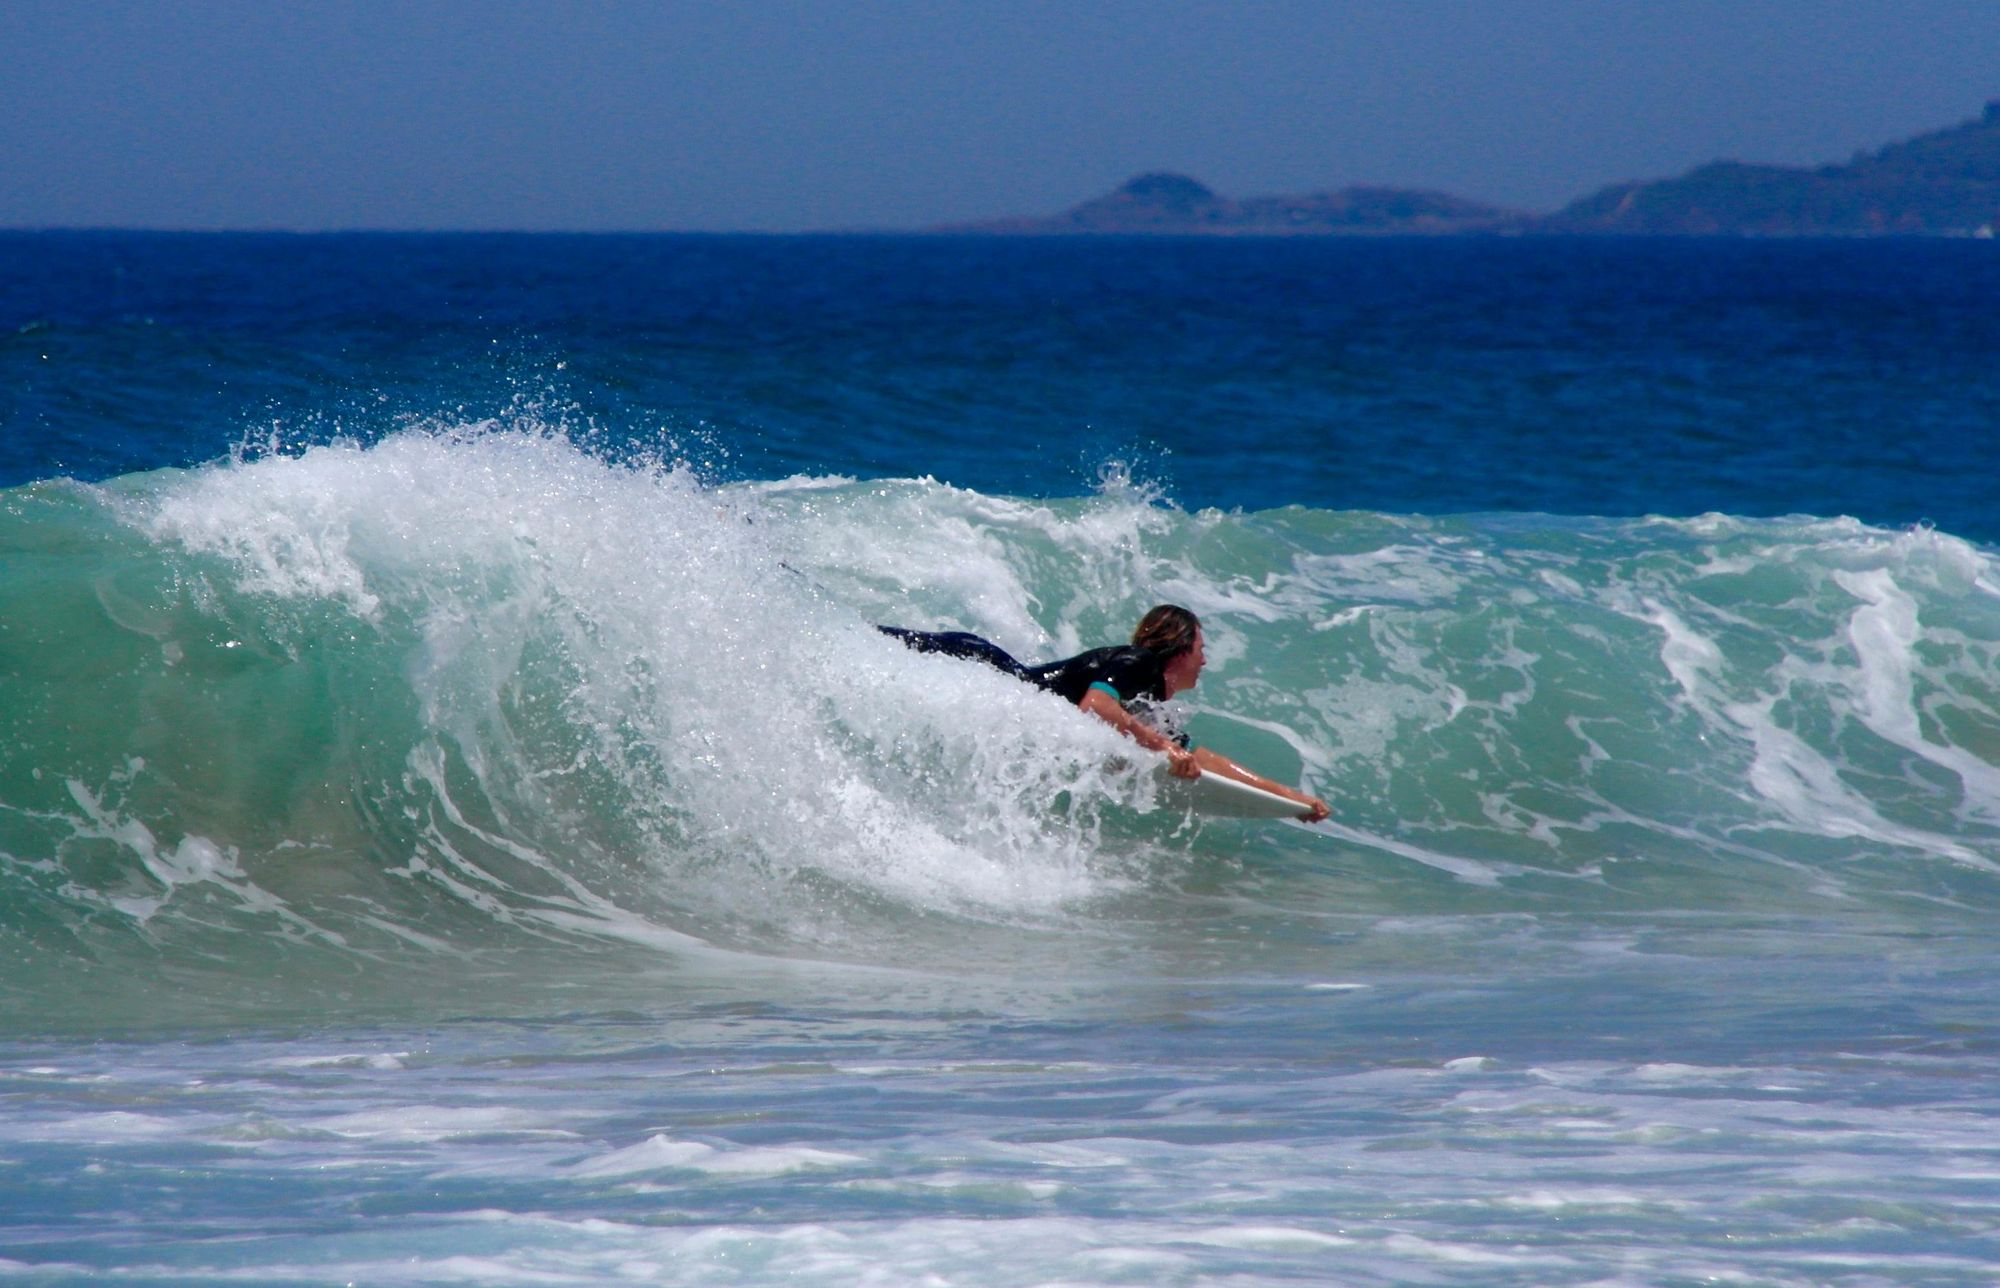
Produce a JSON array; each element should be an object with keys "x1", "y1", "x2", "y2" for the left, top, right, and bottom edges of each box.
[{"x1": 1132, "y1": 604, "x2": 1200, "y2": 659}]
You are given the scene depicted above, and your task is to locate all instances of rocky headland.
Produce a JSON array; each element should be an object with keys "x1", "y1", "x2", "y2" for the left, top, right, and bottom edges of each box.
[
  {"x1": 938, "y1": 101, "x2": 2000, "y2": 237},
  {"x1": 943, "y1": 172, "x2": 1520, "y2": 236}
]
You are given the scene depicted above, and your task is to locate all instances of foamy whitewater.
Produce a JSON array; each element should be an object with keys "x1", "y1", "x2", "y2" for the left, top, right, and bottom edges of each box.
[{"x1": 6, "y1": 234, "x2": 2000, "y2": 1284}]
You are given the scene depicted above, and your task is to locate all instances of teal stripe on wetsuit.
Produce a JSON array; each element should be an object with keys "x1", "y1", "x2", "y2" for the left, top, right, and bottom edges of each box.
[{"x1": 1087, "y1": 678, "x2": 1191, "y2": 748}]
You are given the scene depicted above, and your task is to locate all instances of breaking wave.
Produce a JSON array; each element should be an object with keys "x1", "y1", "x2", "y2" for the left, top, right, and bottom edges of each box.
[{"x1": 5, "y1": 423, "x2": 1999, "y2": 1024}]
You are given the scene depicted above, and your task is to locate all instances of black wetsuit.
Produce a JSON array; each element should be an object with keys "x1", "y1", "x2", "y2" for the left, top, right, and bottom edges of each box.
[
  {"x1": 1022, "y1": 645, "x2": 1169, "y2": 706},
  {"x1": 879, "y1": 627, "x2": 1186, "y2": 743}
]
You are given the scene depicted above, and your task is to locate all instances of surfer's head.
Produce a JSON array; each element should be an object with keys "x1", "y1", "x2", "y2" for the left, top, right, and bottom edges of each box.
[
  {"x1": 1134, "y1": 604, "x2": 1205, "y2": 695},
  {"x1": 1132, "y1": 603, "x2": 1199, "y2": 658}
]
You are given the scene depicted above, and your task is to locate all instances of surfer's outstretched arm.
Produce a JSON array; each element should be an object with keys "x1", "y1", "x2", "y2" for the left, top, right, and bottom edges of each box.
[
  {"x1": 1080, "y1": 686, "x2": 1327, "y2": 821},
  {"x1": 1078, "y1": 687, "x2": 1200, "y2": 779},
  {"x1": 1189, "y1": 747, "x2": 1331, "y2": 823}
]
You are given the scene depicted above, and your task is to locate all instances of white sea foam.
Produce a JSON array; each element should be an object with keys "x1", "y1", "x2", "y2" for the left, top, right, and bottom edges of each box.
[
  {"x1": 56, "y1": 776, "x2": 346, "y2": 936},
  {"x1": 1634, "y1": 596, "x2": 1999, "y2": 871},
  {"x1": 18, "y1": 1111, "x2": 188, "y2": 1141},
  {"x1": 569, "y1": 1134, "x2": 864, "y2": 1178},
  {"x1": 312, "y1": 1106, "x2": 578, "y2": 1142},
  {"x1": 1835, "y1": 567, "x2": 2000, "y2": 818},
  {"x1": 260, "y1": 1052, "x2": 408, "y2": 1071}
]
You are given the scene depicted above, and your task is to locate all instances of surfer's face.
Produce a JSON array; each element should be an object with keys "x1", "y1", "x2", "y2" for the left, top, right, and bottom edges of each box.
[{"x1": 1163, "y1": 628, "x2": 1205, "y2": 696}]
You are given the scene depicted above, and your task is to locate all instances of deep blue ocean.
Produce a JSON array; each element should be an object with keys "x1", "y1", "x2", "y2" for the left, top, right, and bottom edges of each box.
[{"x1": 6, "y1": 232, "x2": 2000, "y2": 1285}]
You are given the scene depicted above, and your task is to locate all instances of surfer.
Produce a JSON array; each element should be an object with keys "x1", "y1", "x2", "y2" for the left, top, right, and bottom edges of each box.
[{"x1": 881, "y1": 604, "x2": 1331, "y2": 823}]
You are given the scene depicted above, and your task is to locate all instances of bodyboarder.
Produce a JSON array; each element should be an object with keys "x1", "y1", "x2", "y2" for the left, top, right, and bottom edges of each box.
[{"x1": 881, "y1": 604, "x2": 1330, "y2": 823}]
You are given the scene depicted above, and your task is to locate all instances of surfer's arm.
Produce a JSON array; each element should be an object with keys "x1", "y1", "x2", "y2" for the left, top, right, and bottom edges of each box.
[
  {"x1": 1078, "y1": 687, "x2": 1200, "y2": 778},
  {"x1": 1190, "y1": 747, "x2": 1331, "y2": 823}
]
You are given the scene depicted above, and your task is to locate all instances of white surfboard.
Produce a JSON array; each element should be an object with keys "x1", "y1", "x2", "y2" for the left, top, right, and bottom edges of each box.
[{"x1": 1155, "y1": 764, "x2": 1308, "y2": 820}]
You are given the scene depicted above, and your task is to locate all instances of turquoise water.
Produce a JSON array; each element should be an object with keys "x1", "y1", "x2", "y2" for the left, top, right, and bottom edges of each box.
[{"x1": 5, "y1": 236, "x2": 2000, "y2": 1283}]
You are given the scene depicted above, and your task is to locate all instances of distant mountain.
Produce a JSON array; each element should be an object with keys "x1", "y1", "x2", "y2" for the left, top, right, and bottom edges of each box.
[
  {"x1": 935, "y1": 102, "x2": 2000, "y2": 238},
  {"x1": 1543, "y1": 101, "x2": 2000, "y2": 235},
  {"x1": 938, "y1": 173, "x2": 1521, "y2": 236}
]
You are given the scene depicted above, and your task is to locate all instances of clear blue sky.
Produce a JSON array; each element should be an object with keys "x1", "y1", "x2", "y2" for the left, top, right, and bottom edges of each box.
[{"x1": 5, "y1": 0, "x2": 1998, "y2": 232}]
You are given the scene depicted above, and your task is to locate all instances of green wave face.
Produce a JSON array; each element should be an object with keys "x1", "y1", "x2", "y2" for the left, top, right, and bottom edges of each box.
[{"x1": 5, "y1": 429, "x2": 2000, "y2": 1028}]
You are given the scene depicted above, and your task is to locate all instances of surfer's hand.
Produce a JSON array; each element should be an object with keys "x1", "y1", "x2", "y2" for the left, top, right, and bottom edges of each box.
[
  {"x1": 1296, "y1": 796, "x2": 1330, "y2": 824},
  {"x1": 1166, "y1": 747, "x2": 1200, "y2": 779}
]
